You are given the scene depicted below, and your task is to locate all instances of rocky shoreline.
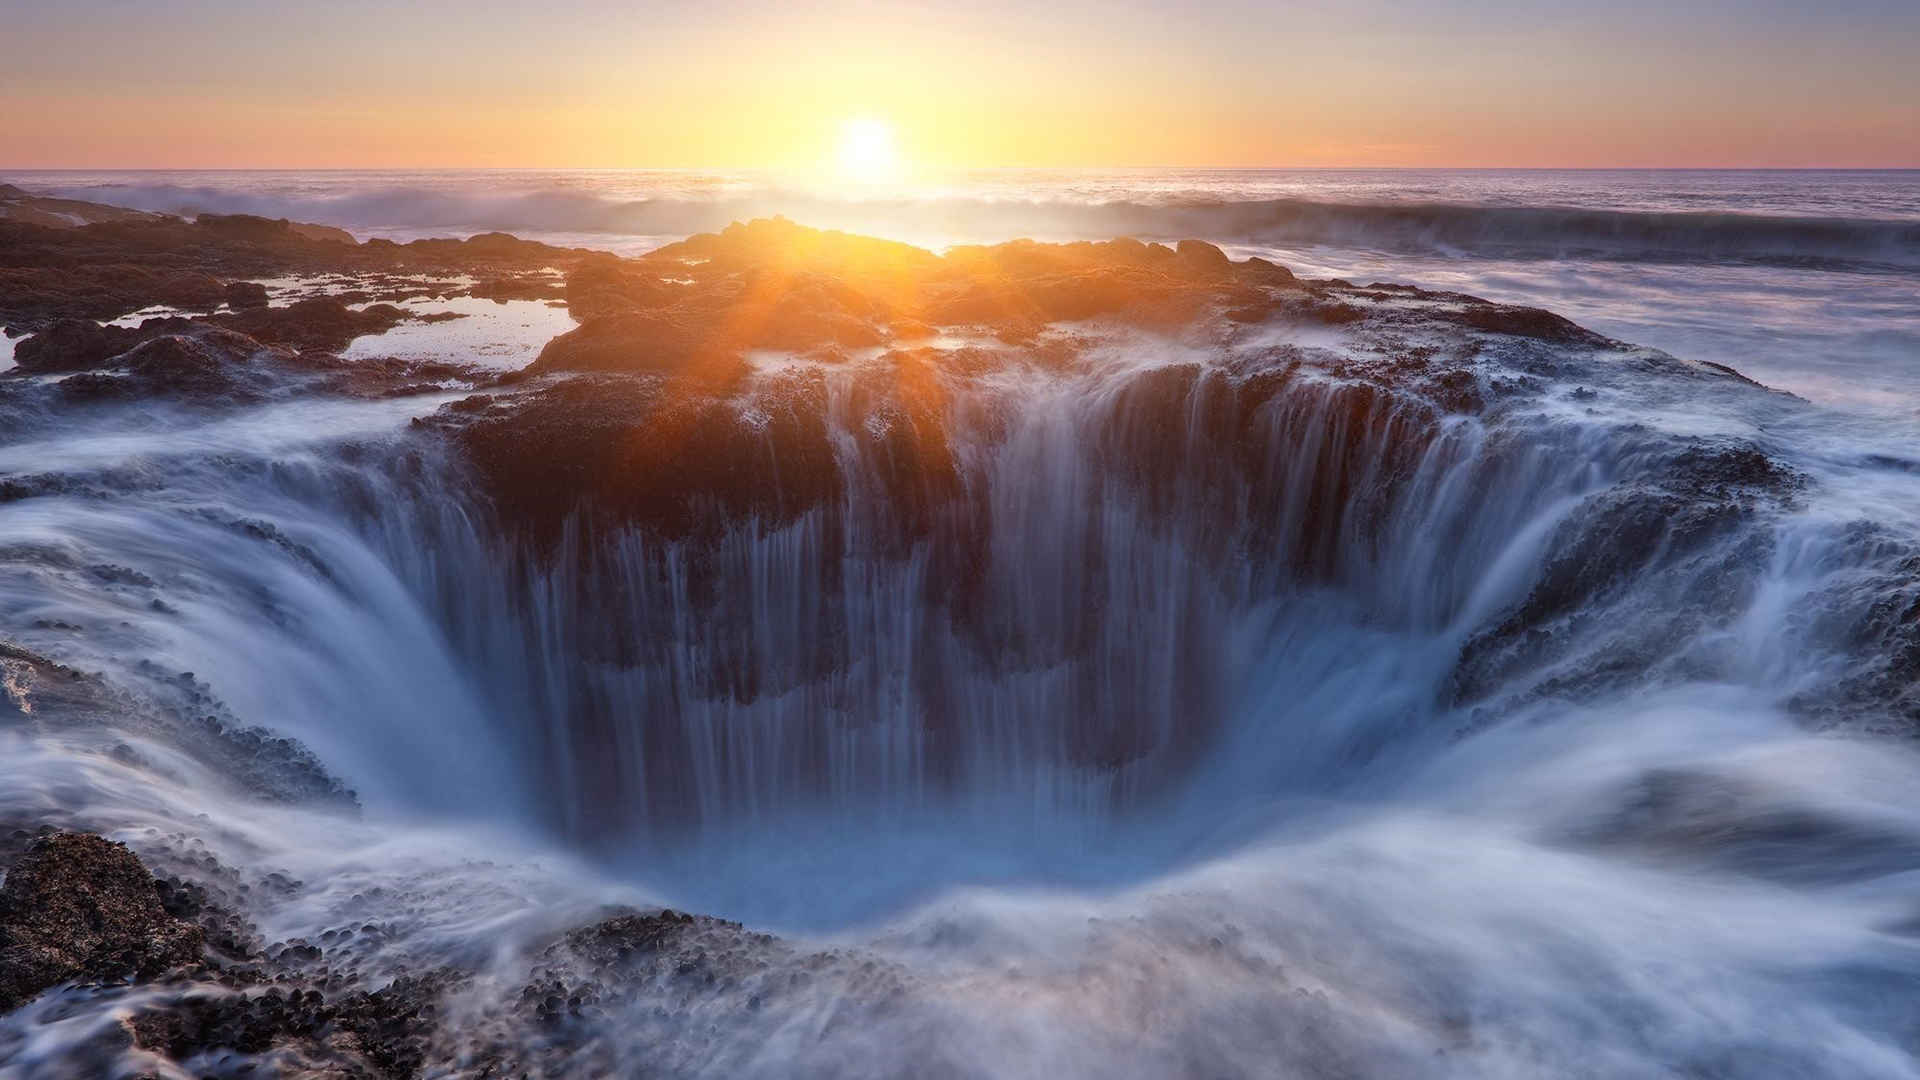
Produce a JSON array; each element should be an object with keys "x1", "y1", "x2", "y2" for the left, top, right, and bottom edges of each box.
[{"x1": 5, "y1": 186, "x2": 1919, "y2": 1077}]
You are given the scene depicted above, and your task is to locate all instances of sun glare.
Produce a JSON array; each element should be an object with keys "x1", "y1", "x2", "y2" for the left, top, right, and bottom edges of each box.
[{"x1": 834, "y1": 116, "x2": 905, "y2": 185}]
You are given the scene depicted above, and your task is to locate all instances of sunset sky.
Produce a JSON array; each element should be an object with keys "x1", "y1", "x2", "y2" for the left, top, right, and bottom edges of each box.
[{"x1": 4, "y1": 0, "x2": 1917, "y2": 170}]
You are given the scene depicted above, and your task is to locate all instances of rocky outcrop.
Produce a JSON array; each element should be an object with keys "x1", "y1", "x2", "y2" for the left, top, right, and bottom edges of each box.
[
  {"x1": 207, "y1": 296, "x2": 409, "y2": 352},
  {"x1": 195, "y1": 213, "x2": 357, "y2": 247},
  {"x1": 1447, "y1": 442, "x2": 1806, "y2": 709},
  {"x1": 0, "y1": 829, "x2": 461, "y2": 1075},
  {"x1": 124, "y1": 968, "x2": 463, "y2": 1078},
  {"x1": 435, "y1": 218, "x2": 1642, "y2": 560},
  {"x1": 0, "y1": 206, "x2": 599, "y2": 333},
  {"x1": 11, "y1": 317, "x2": 165, "y2": 373},
  {"x1": 1, "y1": 642, "x2": 357, "y2": 808},
  {"x1": 1775, "y1": 523, "x2": 1920, "y2": 730},
  {"x1": 224, "y1": 280, "x2": 272, "y2": 309},
  {"x1": 1560, "y1": 767, "x2": 1920, "y2": 884},
  {"x1": 7, "y1": 318, "x2": 290, "y2": 403},
  {"x1": 6, "y1": 300, "x2": 473, "y2": 407},
  {"x1": 436, "y1": 372, "x2": 838, "y2": 546},
  {"x1": 524, "y1": 219, "x2": 1280, "y2": 382},
  {"x1": 0, "y1": 184, "x2": 168, "y2": 229},
  {"x1": 55, "y1": 328, "x2": 291, "y2": 404},
  {"x1": 470, "y1": 275, "x2": 566, "y2": 302},
  {"x1": 0, "y1": 833, "x2": 205, "y2": 1010},
  {"x1": 0, "y1": 829, "x2": 818, "y2": 1079}
]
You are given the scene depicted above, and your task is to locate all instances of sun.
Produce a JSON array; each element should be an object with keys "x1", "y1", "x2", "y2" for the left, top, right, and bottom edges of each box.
[{"x1": 834, "y1": 116, "x2": 905, "y2": 185}]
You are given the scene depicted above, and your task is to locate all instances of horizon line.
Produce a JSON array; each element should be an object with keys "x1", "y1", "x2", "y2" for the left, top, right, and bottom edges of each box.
[{"x1": 4, "y1": 165, "x2": 1919, "y2": 174}]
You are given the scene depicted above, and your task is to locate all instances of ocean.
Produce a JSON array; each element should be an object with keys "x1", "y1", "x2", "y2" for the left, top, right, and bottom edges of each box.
[{"x1": 5, "y1": 168, "x2": 1920, "y2": 1076}]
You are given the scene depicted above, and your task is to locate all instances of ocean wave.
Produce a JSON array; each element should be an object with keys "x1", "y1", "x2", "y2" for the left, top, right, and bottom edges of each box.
[{"x1": 32, "y1": 180, "x2": 1920, "y2": 266}]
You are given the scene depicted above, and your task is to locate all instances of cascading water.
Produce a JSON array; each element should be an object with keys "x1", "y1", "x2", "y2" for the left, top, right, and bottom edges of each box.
[{"x1": 407, "y1": 353, "x2": 1595, "y2": 854}]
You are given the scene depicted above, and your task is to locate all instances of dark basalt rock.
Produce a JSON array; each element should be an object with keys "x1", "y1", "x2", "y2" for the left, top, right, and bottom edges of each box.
[
  {"x1": 126, "y1": 969, "x2": 466, "y2": 1077},
  {"x1": 471, "y1": 275, "x2": 565, "y2": 302},
  {"x1": 528, "y1": 310, "x2": 765, "y2": 379},
  {"x1": 0, "y1": 210, "x2": 599, "y2": 332},
  {"x1": 0, "y1": 833, "x2": 205, "y2": 1010},
  {"x1": 10, "y1": 310, "x2": 489, "y2": 407},
  {"x1": 432, "y1": 369, "x2": 843, "y2": 548},
  {"x1": 563, "y1": 254, "x2": 679, "y2": 320},
  {"x1": 445, "y1": 907, "x2": 874, "y2": 1078},
  {"x1": 1835, "y1": 573, "x2": 1920, "y2": 725},
  {"x1": 1448, "y1": 302, "x2": 1611, "y2": 345},
  {"x1": 119, "y1": 905, "x2": 822, "y2": 1079},
  {"x1": 531, "y1": 219, "x2": 1295, "y2": 382},
  {"x1": 196, "y1": 213, "x2": 357, "y2": 247},
  {"x1": 1176, "y1": 238, "x2": 1234, "y2": 276},
  {"x1": 0, "y1": 827, "x2": 459, "y2": 1077},
  {"x1": 1447, "y1": 440, "x2": 1806, "y2": 707},
  {"x1": 507, "y1": 909, "x2": 758, "y2": 1034},
  {"x1": 0, "y1": 828, "x2": 822, "y2": 1080},
  {"x1": 1, "y1": 640, "x2": 358, "y2": 809},
  {"x1": 123, "y1": 329, "x2": 282, "y2": 395},
  {"x1": 208, "y1": 296, "x2": 409, "y2": 353},
  {"x1": 1560, "y1": 767, "x2": 1920, "y2": 885},
  {"x1": 11, "y1": 317, "x2": 168, "y2": 373},
  {"x1": 41, "y1": 327, "x2": 288, "y2": 405},
  {"x1": 224, "y1": 279, "x2": 272, "y2": 309},
  {"x1": 456, "y1": 219, "x2": 1366, "y2": 552},
  {"x1": 0, "y1": 185, "x2": 168, "y2": 229},
  {"x1": 289, "y1": 350, "x2": 491, "y2": 400},
  {"x1": 1776, "y1": 523, "x2": 1920, "y2": 730}
]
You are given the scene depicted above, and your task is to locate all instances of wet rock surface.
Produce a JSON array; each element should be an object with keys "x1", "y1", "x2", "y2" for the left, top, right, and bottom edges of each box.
[
  {"x1": 1560, "y1": 767, "x2": 1920, "y2": 885},
  {"x1": 1448, "y1": 441, "x2": 1809, "y2": 708},
  {"x1": 0, "y1": 828, "x2": 463, "y2": 1077},
  {"x1": 1, "y1": 641, "x2": 357, "y2": 808},
  {"x1": 13, "y1": 318, "x2": 169, "y2": 374},
  {"x1": 0, "y1": 833, "x2": 204, "y2": 1011},
  {"x1": 53, "y1": 327, "x2": 293, "y2": 405},
  {"x1": 0, "y1": 199, "x2": 592, "y2": 334},
  {"x1": 223, "y1": 280, "x2": 272, "y2": 310},
  {"x1": 433, "y1": 217, "x2": 1648, "y2": 555},
  {"x1": 526, "y1": 221, "x2": 1274, "y2": 379},
  {"x1": 0, "y1": 831, "x2": 828, "y2": 1079},
  {"x1": 0, "y1": 184, "x2": 166, "y2": 230},
  {"x1": 206, "y1": 296, "x2": 411, "y2": 353},
  {"x1": 6, "y1": 307, "x2": 494, "y2": 413}
]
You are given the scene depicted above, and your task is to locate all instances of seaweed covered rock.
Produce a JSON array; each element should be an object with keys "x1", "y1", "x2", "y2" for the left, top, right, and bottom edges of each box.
[
  {"x1": 0, "y1": 832, "x2": 204, "y2": 1010},
  {"x1": 125, "y1": 969, "x2": 465, "y2": 1078},
  {"x1": 0, "y1": 828, "x2": 823, "y2": 1080}
]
